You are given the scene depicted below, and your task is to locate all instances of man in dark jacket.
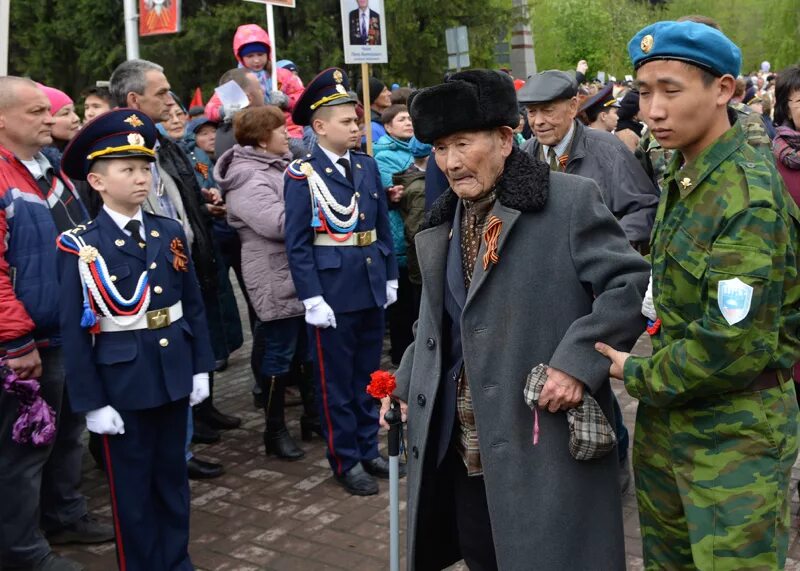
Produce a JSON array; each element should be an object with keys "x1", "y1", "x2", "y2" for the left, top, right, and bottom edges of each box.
[
  {"x1": 212, "y1": 68, "x2": 266, "y2": 160},
  {"x1": 0, "y1": 76, "x2": 113, "y2": 571},
  {"x1": 519, "y1": 70, "x2": 659, "y2": 251}
]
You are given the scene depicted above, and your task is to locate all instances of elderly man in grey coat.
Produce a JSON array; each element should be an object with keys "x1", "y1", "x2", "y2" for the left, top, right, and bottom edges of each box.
[
  {"x1": 519, "y1": 70, "x2": 659, "y2": 253},
  {"x1": 382, "y1": 70, "x2": 650, "y2": 570}
]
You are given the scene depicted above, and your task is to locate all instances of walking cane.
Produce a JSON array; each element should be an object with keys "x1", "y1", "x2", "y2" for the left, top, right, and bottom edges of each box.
[
  {"x1": 385, "y1": 399, "x2": 402, "y2": 571},
  {"x1": 368, "y1": 371, "x2": 402, "y2": 571}
]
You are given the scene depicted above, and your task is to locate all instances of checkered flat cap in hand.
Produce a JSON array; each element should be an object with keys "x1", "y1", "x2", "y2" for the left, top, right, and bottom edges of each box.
[{"x1": 524, "y1": 363, "x2": 617, "y2": 461}]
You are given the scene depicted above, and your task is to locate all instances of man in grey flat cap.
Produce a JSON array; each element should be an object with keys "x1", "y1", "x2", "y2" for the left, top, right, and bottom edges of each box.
[
  {"x1": 519, "y1": 70, "x2": 659, "y2": 252},
  {"x1": 383, "y1": 69, "x2": 649, "y2": 571}
]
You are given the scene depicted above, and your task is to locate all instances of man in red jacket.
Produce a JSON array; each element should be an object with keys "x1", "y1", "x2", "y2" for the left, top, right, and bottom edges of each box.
[{"x1": 0, "y1": 77, "x2": 112, "y2": 571}]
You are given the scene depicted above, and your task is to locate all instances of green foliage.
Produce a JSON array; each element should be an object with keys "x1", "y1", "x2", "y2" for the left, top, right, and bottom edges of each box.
[
  {"x1": 6, "y1": 0, "x2": 799, "y2": 102},
  {"x1": 530, "y1": 0, "x2": 800, "y2": 79}
]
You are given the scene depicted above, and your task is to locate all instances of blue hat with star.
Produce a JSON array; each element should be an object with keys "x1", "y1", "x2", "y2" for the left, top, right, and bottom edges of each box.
[
  {"x1": 628, "y1": 20, "x2": 742, "y2": 78},
  {"x1": 291, "y1": 67, "x2": 357, "y2": 127},
  {"x1": 62, "y1": 108, "x2": 157, "y2": 181}
]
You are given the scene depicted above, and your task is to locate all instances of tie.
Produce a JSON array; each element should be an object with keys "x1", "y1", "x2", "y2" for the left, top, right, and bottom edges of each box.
[
  {"x1": 361, "y1": 13, "x2": 367, "y2": 42},
  {"x1": 547, "y1": 149, "x2": 559, "y2": 171},
  {"x1": 337, "y1": 158, "x2": 354, "y2": 185},
  {"x1": 124, "y1": 219, "x2": 146, "y2": 248}
]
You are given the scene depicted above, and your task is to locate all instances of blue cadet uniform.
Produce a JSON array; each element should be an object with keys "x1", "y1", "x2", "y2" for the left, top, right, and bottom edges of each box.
[
  {"x1": 284, "y1": 68, "x2": 399, "y2": 492},
  {"x1": 56, "y1": 109, "x2": 215, "y2": 570}
]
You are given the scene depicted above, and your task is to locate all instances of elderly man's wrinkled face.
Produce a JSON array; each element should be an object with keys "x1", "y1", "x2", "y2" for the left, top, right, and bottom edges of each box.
[
  {"x1": 526, "y1": 98, "x2": 578, "y2": 146},
  {"x1": 434, "y1": 128, "x2": 513, "y2": 201}
]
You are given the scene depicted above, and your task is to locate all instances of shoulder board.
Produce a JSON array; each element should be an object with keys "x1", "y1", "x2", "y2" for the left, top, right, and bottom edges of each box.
[
  {"x1": 286, "y1": 159, "x2": 312, "y2": 180},
  {"x1": 56, "y1": 225, "x2": 93, "y2": 255},
  {"x1": 65, "y1": 220, "x2": 95, "y2": 237}
]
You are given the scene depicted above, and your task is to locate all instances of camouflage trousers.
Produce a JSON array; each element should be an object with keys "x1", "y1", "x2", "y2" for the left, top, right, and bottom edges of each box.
[{"x1": 633, "y1": 382, "x2": 799, "y2": 570}]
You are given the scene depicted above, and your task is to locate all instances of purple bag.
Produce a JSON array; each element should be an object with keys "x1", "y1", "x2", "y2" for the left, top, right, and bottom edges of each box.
[{"x1": 1, "y1": 361, "x2": 56, "y2": 446}]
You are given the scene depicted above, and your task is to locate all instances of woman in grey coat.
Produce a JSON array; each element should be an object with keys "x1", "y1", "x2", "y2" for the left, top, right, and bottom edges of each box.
[{"x1": 384, "y1": 70, "x2": 650, "y2": 570}]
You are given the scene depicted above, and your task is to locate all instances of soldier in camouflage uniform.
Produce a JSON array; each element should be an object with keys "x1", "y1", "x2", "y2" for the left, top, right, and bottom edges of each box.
[{"x1": 597, "y1": 20, "x2": 800, "y2": 570}]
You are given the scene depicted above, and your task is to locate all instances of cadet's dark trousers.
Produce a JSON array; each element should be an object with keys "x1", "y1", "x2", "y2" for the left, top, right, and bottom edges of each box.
[
  {"x1": 0, "y1": 347, "x2": 87, "y2": 568},
  {"x1": 103, "y1": 398, "x2": 192, "y2": 571},
  {"x1": 308, "y1": 307, "x2": 384, "y2": 475}
]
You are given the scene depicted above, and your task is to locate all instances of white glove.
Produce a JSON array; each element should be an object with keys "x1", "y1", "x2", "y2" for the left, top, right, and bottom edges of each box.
[
  {"x1": 86, "y1": 405, "x2": 125, "y2": 435},
  {"x1": 190, "y1": 373, "x2": 210, "y2": 407},
  {"x1": 384, "y1": 279, "x2": 399, "y2": 308},
  {"x1": 303, "y1": 296, "x2": 337, "y2": 329},
  {"x1": 641, "y1": 274, "x2": 657, "y2": 321}
]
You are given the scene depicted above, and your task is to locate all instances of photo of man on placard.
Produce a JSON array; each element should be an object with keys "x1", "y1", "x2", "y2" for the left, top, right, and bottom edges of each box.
[{"x1": 349, "y1": 0, "x2": 381, "y2": 45}]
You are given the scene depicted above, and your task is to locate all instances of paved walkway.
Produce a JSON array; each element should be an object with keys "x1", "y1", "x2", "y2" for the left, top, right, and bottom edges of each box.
[{"x1": 60, "y1": 306, "x2": 800, "y2": 570}]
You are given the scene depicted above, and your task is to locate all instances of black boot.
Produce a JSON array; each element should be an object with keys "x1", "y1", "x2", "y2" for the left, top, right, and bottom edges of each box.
[
  {"x1": 193, "y1": 372, "x2": 242, "y2": 430},
  {"x1": 297, "y1": 361, "x2": 322, "y2": 442},
  {"x1": 263, "y1": 374, "x2": 305, "y2": 461}
]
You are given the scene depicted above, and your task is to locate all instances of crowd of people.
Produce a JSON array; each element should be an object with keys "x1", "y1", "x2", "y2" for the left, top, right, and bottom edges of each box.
[{"x1": 1, "y1": 12, "x2": 800, "y2": 571}]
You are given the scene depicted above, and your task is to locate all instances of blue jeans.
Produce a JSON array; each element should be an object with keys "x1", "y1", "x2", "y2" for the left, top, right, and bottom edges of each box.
[{"x1": 256, "y1": 316, "x2": 308, "y2": 377}]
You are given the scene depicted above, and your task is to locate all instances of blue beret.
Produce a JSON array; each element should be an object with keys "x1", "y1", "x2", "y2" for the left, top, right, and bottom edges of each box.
[
  {"x1": 62, "y1": 109, "x2": 156, "y2": 181},
  {"x1": 628, "y1": 20, "x2": 741, "y2": 77}
]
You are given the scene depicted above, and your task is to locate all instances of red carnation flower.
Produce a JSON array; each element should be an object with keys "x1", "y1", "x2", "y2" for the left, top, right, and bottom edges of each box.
[{"x1": 367, "y1": 370, "x2": 396, "y2": 399}]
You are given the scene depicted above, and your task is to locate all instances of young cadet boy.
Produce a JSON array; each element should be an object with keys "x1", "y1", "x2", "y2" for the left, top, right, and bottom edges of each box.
[
  {"x1": 284, "y1": 68, "x2": 401, "y2": 495},
  {"x1": 56, "y1": 109, "x2": 215, "y2": 570}
]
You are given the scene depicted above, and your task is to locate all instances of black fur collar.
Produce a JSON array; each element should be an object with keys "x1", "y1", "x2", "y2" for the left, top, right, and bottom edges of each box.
[{"x1": 423, "y1": 148, "x2": 549, "y2": 230}]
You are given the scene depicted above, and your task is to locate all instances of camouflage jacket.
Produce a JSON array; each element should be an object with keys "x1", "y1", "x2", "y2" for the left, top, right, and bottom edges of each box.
[{"x1": 624, "y1": 122, "x2": 800, "y2": 407}]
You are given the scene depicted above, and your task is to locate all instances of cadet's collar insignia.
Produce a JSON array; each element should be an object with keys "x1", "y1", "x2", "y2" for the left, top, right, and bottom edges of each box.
[
  {"x1": 333, "y1": 70, "x2": 343, "y2": 83},
  {"x1": 150, "y1": 229, "x2": 160, "y2": 238},
  {"x1": 127, "y1": 133, "x2": 146, "y2": 146},
  {"x1": 640, "y1": 34, "x2": 654, "y2": 54},
  {"x1": 680, "y1": 177, "x2": 692, "y2": 190},
  {"x1": 115, "y1": 239, "x2": 125, "y2": 247},
  {"x1": 325, "y1": 167, "x2": 333, "y2": 174},
  {"x1": 170, "y1": 238, "x2": 189, "y2": 272},
  {"x1": 124, "y1": 114, "x2": 145, "y2": 128}
]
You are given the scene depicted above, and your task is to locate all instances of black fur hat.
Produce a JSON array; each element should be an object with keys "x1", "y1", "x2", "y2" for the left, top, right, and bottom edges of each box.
[{"x1": 408, "y1": 69, "x2": 520, "y2": 144}]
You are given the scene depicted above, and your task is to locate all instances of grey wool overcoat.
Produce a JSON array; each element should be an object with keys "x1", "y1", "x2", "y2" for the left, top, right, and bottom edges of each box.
[{"x1": 394, "y1": 149, "x2": 650, "y2": 570}]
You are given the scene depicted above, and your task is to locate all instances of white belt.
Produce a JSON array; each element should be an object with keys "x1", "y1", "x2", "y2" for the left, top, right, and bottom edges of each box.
[
  {"x1": 98, "y1": 301, "x2": 183, "y2": 333},
  {"x1": 313, "y1": 229, "x2": 377, "y2": 247}
]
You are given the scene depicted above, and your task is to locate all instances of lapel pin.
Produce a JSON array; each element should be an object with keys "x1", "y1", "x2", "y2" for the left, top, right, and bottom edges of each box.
[
  {"x1": 325, "y1": 167, "x2": 333, "y2": 174},
  {"x1": 150, "y1": 230, "x2": 160, "y2": 238},
  {"x1": 115, "y1": 239, "x2": 125, "y2": 247}
]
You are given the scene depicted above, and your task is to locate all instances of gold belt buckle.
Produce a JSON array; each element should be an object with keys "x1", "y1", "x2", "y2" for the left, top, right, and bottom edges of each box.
[
  {"x1": 355, "y1": 230, "x2": 373, "y2": 247},
  {"x1": 146, "y1": 308, "x2": 171, "y2": 330}
]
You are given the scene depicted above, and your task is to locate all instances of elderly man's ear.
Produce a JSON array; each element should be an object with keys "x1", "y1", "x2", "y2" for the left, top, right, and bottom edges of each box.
[{"x1": 496, "y1": 126, "x2": 514, "y2": 157}]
